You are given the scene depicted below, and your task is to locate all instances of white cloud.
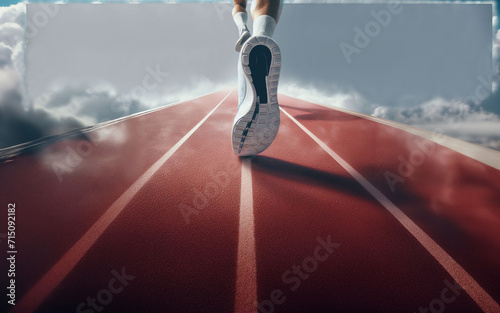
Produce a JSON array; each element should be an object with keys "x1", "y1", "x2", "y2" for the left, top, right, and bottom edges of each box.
[
  {"x1": 29, "y1": 75, "x2": 233, "y2": 126},
  {"x1": 0, "y1": 4, "x2": 85, "y2": 149},
  {"x1": 0, "y1": 82, "x2": 78, "y2": 148},
  {"x1": 279, "y1": 82, "x2": 377, "y2": 114},
  {"x1": 280, "y1": 82, "x2": 500, "y2": 151},
  {"x1": 0, "y1": 3, "x2": 24, "y2": 100},
  {"x1": 372, "y1": 97, "x2": 500, "y2": 151},
  {"x1": 0, "y1": 2, "x2": 235, "y2": 150},
  {"x1": 0, "y1": 3, "x2": 25, "y2": 25},
  {"x1": 0, "y1": 22, "x2": 24, "y2": 48},
  {"x1": 373, "y1": 97, "x2": 500, "y2": 123},
  {"x1": 0, "y1": 42, "x2": 12, "y2": 67}
]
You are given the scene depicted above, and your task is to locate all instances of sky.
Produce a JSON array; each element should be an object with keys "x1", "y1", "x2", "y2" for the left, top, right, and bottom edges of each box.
[{"x1": 1, "y1": 0, "x2": 499, "y2": 151}]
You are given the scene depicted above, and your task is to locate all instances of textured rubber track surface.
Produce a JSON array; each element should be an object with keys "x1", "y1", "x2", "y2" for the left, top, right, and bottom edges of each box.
[{"x1": 1, "y1": 90, "x2": 499, "y2": 313}]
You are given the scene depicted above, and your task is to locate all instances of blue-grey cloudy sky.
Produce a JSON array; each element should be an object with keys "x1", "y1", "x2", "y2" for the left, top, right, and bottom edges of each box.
[{"x1": 1, "y1": 1, "x2": 499, "y2": 150}]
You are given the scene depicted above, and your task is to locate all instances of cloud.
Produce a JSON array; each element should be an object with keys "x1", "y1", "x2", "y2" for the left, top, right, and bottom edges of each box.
[
  {"x1": 0, "y1": 3, "x2": 25, "y2": 25},
  {"x1": 0, "y1": 3, "x2": 235, "y2": 151},
  {"x1": 0, "y1": 6, "x2": 94, "y2": 149},
  {"x1": 0, "y1": 6, "x2": 83, "y2": 149},
  {"x1": 32, "y1": 84, "x2": 145, "y2": 125},
  {"x1": 30, "y1": 75, "x2": 233, "y2": 126},
  {"x1": 0, "y1": 89, "x2": 84, "y2": 149},
  {"x1": 281, "y1": 81, "x2": 500, "y2": 152},
  {"x1": 372, "y1": 96, "x2": 500, "y2": 151},
  {"x1": 280, "y1": 82, "x2": 377, "y2": 114},
  {"x1": 374, "y1": 98, "x2": 489, "y2": 124},
  {"x1": 0, "y1": 3, "x2": 24, "y2": 91},
  {"x1": 0, "y1": 43, "x2": 12, "y2": 68},
  {"x1": 0, "y1": 4, "x2": 88, "y2": 150}
]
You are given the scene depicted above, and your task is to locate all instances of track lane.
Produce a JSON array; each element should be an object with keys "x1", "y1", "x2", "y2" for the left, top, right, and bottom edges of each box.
[
  {"x1": 1, "y1": 90, "x2": 498, "y2": 313},
  {"x1": 0, "y1": 90, "x2": 230, "y2": 313},
  {"x1": 278, "y1": 94, "x2": 500, "y2": 309},
  {"x1": 249, "y1": 98, "x2": 485, "y2": 313},
  {"x1": 33, "y1": 91, "x2": 242, "y2": 313}
]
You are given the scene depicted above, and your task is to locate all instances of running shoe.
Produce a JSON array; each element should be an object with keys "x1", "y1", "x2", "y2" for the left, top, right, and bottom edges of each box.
[
  {"x1": 231, "y1": 35, "x2": 281, "y2": 156},
  {"x1": 235, "y1": 25, "x2": 251, "y2": 52}
]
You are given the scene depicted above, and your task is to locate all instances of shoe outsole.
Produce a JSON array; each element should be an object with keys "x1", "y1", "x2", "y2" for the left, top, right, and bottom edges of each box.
[
  {"x1": 232, "y1": 36, "x2": 281, "y2": 156},
  {"x1": 235, "y1": 30, "x2": 251, "y2": 52}
]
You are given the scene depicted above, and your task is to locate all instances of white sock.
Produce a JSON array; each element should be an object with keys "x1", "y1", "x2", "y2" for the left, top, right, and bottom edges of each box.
[
  {"x1": 253, "y1": 15, "x2": 277, "y2": 38},
  {"x1": 232, "y1": 11, "x2": 248, "y2": 32}
]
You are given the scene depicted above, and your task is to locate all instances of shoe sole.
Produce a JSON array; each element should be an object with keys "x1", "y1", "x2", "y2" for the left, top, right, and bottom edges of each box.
[
  {"x1": 232, "y1": 36, "x2": 281, "y2": 156},
  {"x1": 235, "y1": 31, "x2": 251, "y2": 52}
]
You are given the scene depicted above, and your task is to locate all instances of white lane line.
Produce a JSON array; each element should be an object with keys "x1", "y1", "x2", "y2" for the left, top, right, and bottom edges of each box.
[
  {"x1": 12, "y1": 91, "x2": 232, "y2": 313},
  {"x1": 280, "y1": 93, "x2": 500, "y2": 171},
  {"x1": 0, "y1": 90, "x2": 232, "y2": 160},
  {"x1": 234, "y1": 157, "x2": 258, "y2": 313},
  {"x1": 280, "y1": 107, "x2": 500, "y2": 313}
]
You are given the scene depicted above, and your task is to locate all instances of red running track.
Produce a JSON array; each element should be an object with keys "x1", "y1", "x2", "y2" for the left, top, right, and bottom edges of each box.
[{"x1": 0, "y1": 90, "x2": 499, "y2": 313}]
